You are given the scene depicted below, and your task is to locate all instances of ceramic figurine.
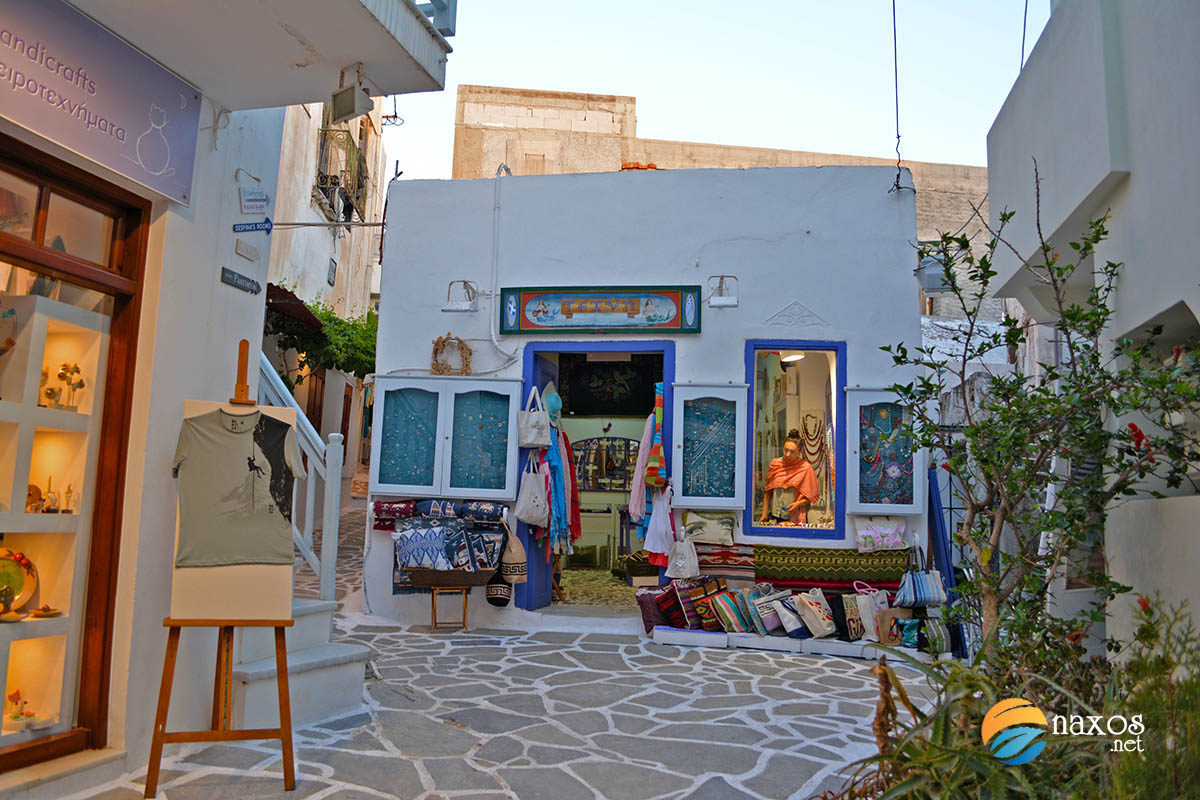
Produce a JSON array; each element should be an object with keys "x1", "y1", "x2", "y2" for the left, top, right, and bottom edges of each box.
[
  {"x1": 25, "y1": 484, "x2": 43, "y2": 513},
  {"x1": 42, "y1": 476, "x2": 59, "y2": 514},
  {"x1": 63, "y1": 484, "x2": 74, "y2": 514}
]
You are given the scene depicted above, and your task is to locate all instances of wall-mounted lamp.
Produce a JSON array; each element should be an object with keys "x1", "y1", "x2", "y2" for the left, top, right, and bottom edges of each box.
[
  {"x1": 914, "y1": 254, "x2": 956, "y2": 294},
  {"x1": 442, "y1": 280, "x2": 479, "y2": 312},
  {"x1": 707, "y1": 274, "x2": 739, "y2": 308}
]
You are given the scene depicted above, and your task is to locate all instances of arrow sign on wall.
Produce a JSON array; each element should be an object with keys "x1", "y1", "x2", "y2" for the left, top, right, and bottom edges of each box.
[{"x1": 232, "y1": 216, "x2": 273, "y2": 235}]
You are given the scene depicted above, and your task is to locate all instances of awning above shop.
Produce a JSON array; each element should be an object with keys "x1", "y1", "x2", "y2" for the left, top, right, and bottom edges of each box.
[
  {"x1": 267, "y1": 283, "x2": 323, "y2": 329},
  {"x1": 68, "y1": 0, "x2": 452, "y2": 110}
]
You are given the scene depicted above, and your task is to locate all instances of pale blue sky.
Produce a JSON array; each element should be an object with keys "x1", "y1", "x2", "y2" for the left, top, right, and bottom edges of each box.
[{"x1": 382, "y1": 1, "x2": 1050, "y2": 180}]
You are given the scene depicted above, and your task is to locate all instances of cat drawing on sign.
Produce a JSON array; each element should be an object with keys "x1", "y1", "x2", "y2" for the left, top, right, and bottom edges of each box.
[{"x1": 123, "y1": 104, "x2": 175, "y2": 177}]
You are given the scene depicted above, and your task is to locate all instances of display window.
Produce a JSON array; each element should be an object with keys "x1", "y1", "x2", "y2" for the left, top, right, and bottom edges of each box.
[
  {"x1": 0, "y1": 136, "x2": 148, "y2": 772},
  {"x1": 745, "y1": 342, "x2": 845, "y2": 539}
]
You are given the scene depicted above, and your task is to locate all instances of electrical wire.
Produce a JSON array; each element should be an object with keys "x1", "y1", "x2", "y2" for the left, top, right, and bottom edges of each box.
[
  {"x1": 1021, "y1": 0, "x2": 1030, "y2": 71},
  {"x1": 889, "y1": 0, "x2": 907, "y2": 193}
]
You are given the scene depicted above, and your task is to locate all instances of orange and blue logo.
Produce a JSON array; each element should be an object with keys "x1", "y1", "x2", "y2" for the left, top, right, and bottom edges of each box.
[{"x1": 982, "y1": 698, "x2": 1048, "y2": 765}]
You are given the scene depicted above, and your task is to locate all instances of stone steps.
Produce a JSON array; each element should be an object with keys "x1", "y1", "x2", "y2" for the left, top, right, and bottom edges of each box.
[{"x1": 229, "y1": 598, "x2": 371, "y2": 728}]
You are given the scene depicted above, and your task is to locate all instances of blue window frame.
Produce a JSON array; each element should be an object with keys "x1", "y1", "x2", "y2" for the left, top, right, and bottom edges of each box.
[{"x1": 743, "y1": 339, "x2": 846, "y2": 540}]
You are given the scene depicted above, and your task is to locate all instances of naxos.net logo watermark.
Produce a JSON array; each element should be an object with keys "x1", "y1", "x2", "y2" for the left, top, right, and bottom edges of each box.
[{"x1": 981, "y1": 698, "x2": 1146, "y2": 765}]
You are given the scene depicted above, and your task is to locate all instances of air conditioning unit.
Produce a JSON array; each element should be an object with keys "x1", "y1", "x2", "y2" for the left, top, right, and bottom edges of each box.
[{"x1": 330, "y1": 81, "x2": 373, "y2": 125}]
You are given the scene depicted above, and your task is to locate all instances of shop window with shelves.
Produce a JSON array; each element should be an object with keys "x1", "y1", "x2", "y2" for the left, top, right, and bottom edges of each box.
[
  {"x1": 745, "y1": 342, "x2": 846, "y2": 539},
  {"x1": 27, "y1": 428, "x2": 88, "y2": 518},
  {"x1": 2, "y1": 634, "x2": 68, "y2": 744},
  {"x1": 371, "y1": 376, "x2": 521, "y2": 500}
]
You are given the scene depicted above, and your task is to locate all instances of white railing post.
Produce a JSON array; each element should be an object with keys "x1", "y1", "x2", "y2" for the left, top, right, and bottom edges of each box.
[{"x1": 320, "y1": 433, "x2": 344, "y2": 601}]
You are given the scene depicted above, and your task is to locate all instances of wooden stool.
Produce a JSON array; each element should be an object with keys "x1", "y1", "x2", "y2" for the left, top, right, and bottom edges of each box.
[
  {"x1": 551, "y1": 555, "x2": 566, "y2": 602},
  {"x1": 144, "y1": 618, "x2": 295, "y2": 798},
  {"x1": 431, "y1": 587, "x2": 468, "y2": 630}
]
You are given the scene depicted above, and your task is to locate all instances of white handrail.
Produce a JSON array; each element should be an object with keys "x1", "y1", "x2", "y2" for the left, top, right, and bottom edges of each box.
[{"x1": 259, "y1": 352, "x2": 342, "y2": 601}]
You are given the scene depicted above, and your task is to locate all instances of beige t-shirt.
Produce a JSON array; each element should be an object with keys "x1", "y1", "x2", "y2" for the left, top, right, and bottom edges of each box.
[{"x1": 172, "y1": 409, "x2": 306, "y2": 567}]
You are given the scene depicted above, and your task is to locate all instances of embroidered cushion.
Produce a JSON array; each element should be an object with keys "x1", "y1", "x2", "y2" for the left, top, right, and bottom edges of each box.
[
  {"x1": 417, "y1": 499, "x2": 461, "y2": 518},
  {"x1": 442, "y1": 522, "x2": 475, "y2": 571},
  {"x1": 689, "y1": 588, "x2": 723, "y2": 632},
  {"x1": 654, "y1": 586, "x2": 688, "y2": 629},
  {"x1": 713, "y1": 591, "x2": 751, "y2": 633},
  {"x1": 374, "y1": 500, "x2": 417, "y2": 519},
  {"x1": 636, "y1": 586, "x2": 671, "y2": 634},
  {"x1": 469, "y1": 530, "x2": 505, "y2": 570},
  {"x1": 671, "y1": 578, "x2": 706, "y2": 630},
  {"x1": 462, "y1": 501, "x2": 505, "y2": 523},
  {"x1": 394, "y1": 518, "x2": 454, "y2": 570}
]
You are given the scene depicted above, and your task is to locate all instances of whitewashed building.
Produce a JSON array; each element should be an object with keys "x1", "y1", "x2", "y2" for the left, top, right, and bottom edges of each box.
[{"x1": 987, "y1": 0, "x2": 1200, "y2": 642}]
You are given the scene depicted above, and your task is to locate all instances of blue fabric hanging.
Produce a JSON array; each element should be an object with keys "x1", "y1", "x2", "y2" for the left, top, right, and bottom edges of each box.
[{"x1": 545, "y1": 429, "x2": 569, "y2": 547}]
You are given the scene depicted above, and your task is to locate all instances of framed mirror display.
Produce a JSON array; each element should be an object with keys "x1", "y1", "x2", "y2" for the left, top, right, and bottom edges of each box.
[
  {"x1": 847, "y1": 389, "x2": 925, "y2": 514},
  {"x1": 671, "y1": 384, "x2": 747, "y2": 509}
]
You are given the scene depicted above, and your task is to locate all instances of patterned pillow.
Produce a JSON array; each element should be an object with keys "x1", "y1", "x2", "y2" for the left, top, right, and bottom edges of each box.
[
  {"x1": 394, "y1": 518, "x2": 454, "y2": 570},
  {"x1": 636, "y1": 586, "x2": 671, "y2": 634},
  {"x1": 713, "y1": 591, "x2": 751, "y2": 633},
  {"x1": 442, "y1": 522, "x2": 475, "y2": 571},
  {"x1": 671, "y1": 578, "x2": 706, "y2": 630},
  {"x1": 655, "y1": 587, "x2": 688, "y2": 629},
  {"x1": 684, "y1": 578, "x2": 730, "y2": 633},
  {"x1": 417, "y1": 499, "x2": 461, "y2": 518},
  {"x1": 462, "y1": 501, "x2": 505, "y2": 523},
  {"x1": 469, "y1": 530, "x2": 505, "y2": 570},
  {"x1": 373, "y1": 517, "x2": 397, "y2": 532},
  {"x1": 374, "y1": 500, "x2": 416, "y2": 519}
]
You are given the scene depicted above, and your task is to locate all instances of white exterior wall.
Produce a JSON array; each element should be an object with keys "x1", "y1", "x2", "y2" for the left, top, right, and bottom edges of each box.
[
  {"x1": 0, "y1": 102, "x2": 286, "y2": 792},
  {"x1": 988, "y1": 1, "x2": 1200, "y2": 643},
  {"x1": 106, "y1": 102, "x2": 286, "y2": 772},
  {"x1": 368, "y1": 166, "x2": 926, "y2": 621}
]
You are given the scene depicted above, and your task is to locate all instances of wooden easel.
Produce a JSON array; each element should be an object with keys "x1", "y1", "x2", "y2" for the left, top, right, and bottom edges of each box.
[
  {"x1": 144, "y1": 618, "x2": 296, "y2": 798},
  {"x1": 144, "y1": 341, "x2": 296, "y2": 798}
]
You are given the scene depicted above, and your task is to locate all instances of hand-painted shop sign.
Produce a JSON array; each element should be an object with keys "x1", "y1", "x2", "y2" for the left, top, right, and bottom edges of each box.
[
  {"x1": 220, "y1": 267, "x2": 261, "y2": 295},
  {"x1": 232, "y1": 217, "x2": 272, "y2": 235},
  {"x1": 0, "y1": 0, "x2": 202, "y2": 205},
  {"x1": 500, "y1": 286, "x2": 702, "y2": 335}
]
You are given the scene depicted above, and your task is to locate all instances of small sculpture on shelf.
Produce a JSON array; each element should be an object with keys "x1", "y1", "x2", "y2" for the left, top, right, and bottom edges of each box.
[
  {"x1": 63, "y1": 484, "x2": 74, "y2": 514},
  {"x1": 44, "y1": 362, "x2": 85, "y2": 411},
  {"x1": 25, "y1": 483, "x2": 43, "y2": 513},
  {"x1": 4, "y1": 690, "x2": 37, "y2": 731},
  {"x1": 42, "y1": 476, "x2": 59, "y2": 513}
]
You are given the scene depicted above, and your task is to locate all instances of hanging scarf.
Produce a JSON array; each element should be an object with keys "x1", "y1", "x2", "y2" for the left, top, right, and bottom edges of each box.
[
  {"x1": 765, "y1": 457, "x2": 820, "y2": 504},
  {"x1": 544, "y1": 427, "x2": 569, "y2": 549}
]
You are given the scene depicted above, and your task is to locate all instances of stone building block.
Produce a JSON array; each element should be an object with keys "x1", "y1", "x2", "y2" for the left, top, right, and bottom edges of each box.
[
  {"x1": 543, "y1": 117, "x2": 572, "y2": 131},
  {"x1": 571, "y1": 118, "x2": 600, "y2": 133},
  {"x1": 462, "y1": 102, "x2": 485, "y2": 124},
  {"x1": 516, "y1": 117, "x2": 545, "y2": 129}
]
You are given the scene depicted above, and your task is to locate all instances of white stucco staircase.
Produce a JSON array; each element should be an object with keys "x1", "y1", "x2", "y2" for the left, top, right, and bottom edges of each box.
[
  {"x1": 229, "y1": 598, "x2": 371, "y2": 728},
  {"x1": 234, "y1": 353, "x2": 370, "y2": 728}
]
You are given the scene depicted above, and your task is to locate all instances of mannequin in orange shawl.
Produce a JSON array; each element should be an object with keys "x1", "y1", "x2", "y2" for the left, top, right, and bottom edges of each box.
[{"x1": 759, "y1": 428, "x2": 820, "y2": 525}]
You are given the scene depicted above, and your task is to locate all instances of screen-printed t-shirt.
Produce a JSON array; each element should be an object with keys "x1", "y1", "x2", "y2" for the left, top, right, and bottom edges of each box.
[{"x1": 172, "y1": 409, "x2": 306, "y2": 567}]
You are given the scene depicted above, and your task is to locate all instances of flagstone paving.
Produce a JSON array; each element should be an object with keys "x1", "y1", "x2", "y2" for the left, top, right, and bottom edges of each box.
[{"x1": 71, "y1": 505, "x2": 929, "y2": 799}]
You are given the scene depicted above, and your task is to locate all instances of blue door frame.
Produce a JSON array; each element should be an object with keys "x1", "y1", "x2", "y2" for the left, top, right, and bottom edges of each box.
[{"x1": 514, "y1": 340, "x2": 677, "y2": 611}]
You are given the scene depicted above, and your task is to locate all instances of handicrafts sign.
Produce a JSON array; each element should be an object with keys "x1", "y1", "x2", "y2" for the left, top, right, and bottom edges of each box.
[
  {"x1": 499, "y1": 286, "x2": 701, "y2": 335},
  {"x1": 0, "y1": 0, "x2": 202, "y2": 205}
]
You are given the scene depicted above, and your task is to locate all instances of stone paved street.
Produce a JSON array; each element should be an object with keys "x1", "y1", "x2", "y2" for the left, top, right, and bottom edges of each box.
[{"x1": 71, "y1": 504, "x2": 924, "y2": 800}]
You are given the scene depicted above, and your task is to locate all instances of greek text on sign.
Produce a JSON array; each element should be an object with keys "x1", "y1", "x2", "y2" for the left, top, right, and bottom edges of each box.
[
  {"x1": 500, "y1": 286, "x2": 702, "y2": 335},
  {"x1": 0, "y1": 0, "x2": 201, "y2": 205},
  {"x1": 239, "y1": 187, "x2": 270, "y2": 214}
]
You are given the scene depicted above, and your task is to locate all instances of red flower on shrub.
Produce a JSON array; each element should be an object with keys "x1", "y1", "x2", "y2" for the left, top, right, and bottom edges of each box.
[
  {"x1": 1128, "y1": 422, "x2": 1147, "y2": 449},
  {"x1": 1138, "y1": 596, "x2": 1151, "y2": 613},
  {"x1": 1173, "y1": 345, "x2": 1183, "y2": 363},
  {"x1": 1067, "y1": 628, "x2": 1086, "y2": 644}
]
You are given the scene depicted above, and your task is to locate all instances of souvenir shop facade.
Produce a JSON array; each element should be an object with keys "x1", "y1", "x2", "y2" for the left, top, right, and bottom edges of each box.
[
  {"x1": 365, "y1": 164, "x2": 930, "y2": 626},
  {"x1": 0, "y1": 0, "x2": 451, "y2": 789}
]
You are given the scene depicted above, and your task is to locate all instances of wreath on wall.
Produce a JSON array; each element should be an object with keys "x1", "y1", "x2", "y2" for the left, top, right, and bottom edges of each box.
[{"x1": 430, "y1": 332, "x2": 473, "y2": 376}]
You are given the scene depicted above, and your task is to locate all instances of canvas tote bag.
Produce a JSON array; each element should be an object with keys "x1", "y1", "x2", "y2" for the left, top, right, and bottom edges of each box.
[
  {"x1": 518, "y1": 385, "x2": 552, "y2": 448},
  {"x1": 514, "y1": 454, "x2": 549, "y2": 527},
  {"x1": 665, "y1": 538, "x2": 700, "y2": 579}
]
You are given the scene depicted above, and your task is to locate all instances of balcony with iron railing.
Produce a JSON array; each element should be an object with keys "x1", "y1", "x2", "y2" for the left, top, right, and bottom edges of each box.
[{"x1": 315, "y1": 127, "x2": 372, "y2": 223}]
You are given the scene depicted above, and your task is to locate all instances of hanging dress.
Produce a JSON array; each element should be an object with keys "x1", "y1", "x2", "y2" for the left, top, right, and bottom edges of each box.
[{"x1": 644, "y1": 483, "x2": 675, "y2": 567}]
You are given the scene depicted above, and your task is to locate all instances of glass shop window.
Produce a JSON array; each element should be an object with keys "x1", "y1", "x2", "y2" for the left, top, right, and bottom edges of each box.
[{"x1": 751, "y1": 348, "x2": 837, "y2": 531}]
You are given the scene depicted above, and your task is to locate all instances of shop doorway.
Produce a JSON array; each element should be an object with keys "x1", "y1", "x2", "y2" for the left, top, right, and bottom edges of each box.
[{"x1": 515, "y1": 341, "x2": 675, "y2": 613}]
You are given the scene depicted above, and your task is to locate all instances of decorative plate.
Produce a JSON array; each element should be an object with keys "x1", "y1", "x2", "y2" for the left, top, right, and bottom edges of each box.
[{"x1": 0, "y1": 549, "x2": 37, "y2": 612}]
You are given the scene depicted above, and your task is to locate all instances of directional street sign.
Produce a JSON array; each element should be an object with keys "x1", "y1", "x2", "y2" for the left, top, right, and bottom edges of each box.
[{"x1": 232, "y1": 216, "x2": 272, "y2": 235}]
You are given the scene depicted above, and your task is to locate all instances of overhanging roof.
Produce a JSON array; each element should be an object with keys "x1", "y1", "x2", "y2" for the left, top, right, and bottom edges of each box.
[
  {"x1": 68, "y1": 0, "x2": 451, "y2": 110},
  {"x1": 267, "y1": 283, "x2": 323, "y2": 330}
]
